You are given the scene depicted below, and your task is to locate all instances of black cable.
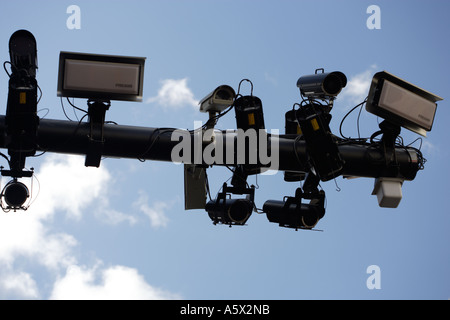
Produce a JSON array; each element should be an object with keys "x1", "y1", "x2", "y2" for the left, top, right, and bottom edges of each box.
[
  {"x1": 0, "y1": 152, "x2": 10, "y2": 167},
  {"x1": 237, "y1": 79, "x2": 253, "y2": 96},
  {"x1": 204, "y1": 169, "x2": 212, "y2": 201},
  {"x1": 406, "y1": 137, "x2": 423, "y2": 150},
  {"x1": 66, "y1": 97, "x2": 88, "y2": 114},
  {"x1": 197, "y1": 104, "x2": 233, "y2": 131},
  {"x1": 3, "y1": 61, "x2": 11, "y2": 77},
  {"x1": 37, "y1": 113, "x2": 89, "y2": 156},
  {"x1": 138, "y1": 128, "x2": 176, "y2": 161},
  {"x1": 37, "y1": 84, "x2": 42, "y2": 104},
  {"x1": 60, "y1": 97, "x2": 74, "y2": 121},
  {"x1": 356, "y1": 100, "x2": 364, "y2": 139},
  {"x1": 339, "y1": 98, "x2": 368, "y2": 140}
]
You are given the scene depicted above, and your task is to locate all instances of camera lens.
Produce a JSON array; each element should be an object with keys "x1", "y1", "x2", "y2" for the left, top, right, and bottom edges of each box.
[
  {"x1": 4, "y1": 181, "x2": 29, "y2": 208},
  {"x1": 323, "y1": 74, "x2": 343, "y2": 96}
]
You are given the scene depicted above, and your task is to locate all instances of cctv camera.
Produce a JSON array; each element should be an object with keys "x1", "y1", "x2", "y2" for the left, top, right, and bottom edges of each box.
[
  {"x1": 2, "y1": 179, "x2": 29, "y2": 210},
  {"x1": 297, "y1": 69, "x2": 347, "y2": 99},
  {"x1": 199, "y1": 85, "x2": 236, "y2": 113},
  {"x1": 206, "y1": 198, "x2": 253, "y2": 226},
  {"x1": 9, "y1": 29, "x2": 38, "y2": 78}
]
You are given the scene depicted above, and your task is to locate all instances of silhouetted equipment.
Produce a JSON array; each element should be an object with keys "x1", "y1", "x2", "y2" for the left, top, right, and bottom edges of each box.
[
  {"x1": 296, "y1": 101, "x2": 344, "y2": 182},
  {"x1": 1, "y1": 179, "x2": 29, "y2": 211},
  {"x1": 283, "y1": 108, "x2": 305, "y2": 182},
  {"x1": 366, "y1": 71, "x2": 443, "y2": 137},
  {"x1": 297, "y1": 69, "x2": 347, "y2": 99},
  {"x1": 0, "y1": 30, "x2": 443, "y2": 229},
  {"x1": 264, "y1": 188, "x2": 325, "y2": 230},
  {"x1": 5, "y1": 30, "x2": 39, "y2": 178},
  {"x1": 233, "y1": 94, "x2": 266, "y2": 175},
  {"x1": 205, "y1": 183, "x2": 255, "y2": 226},
  {"x1": 0, "y1": 116, "x2": 423, "y2": 180},
  {"x1": 199, "y1": 85, "x2": 236, "y2": 113},
  {"x1": 57, "y1": 51, "x2": 146, "y2": 102}
]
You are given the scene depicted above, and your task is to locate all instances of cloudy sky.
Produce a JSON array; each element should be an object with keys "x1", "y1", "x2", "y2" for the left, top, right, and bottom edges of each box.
[{"x1": 0, "y1": 0, "x2": 449, "y2": 300}]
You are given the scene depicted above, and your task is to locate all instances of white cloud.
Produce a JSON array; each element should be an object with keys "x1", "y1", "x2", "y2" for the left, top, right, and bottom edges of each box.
[
  {"x1": 146, "y1": 78, "x2": 199, "y2": 109},
  {"x1": 31, "y1": 154, "x2": 111, "y2": 220},
  {"x1": 47, "y1": 258, "x2": 182, "y2": 299},
  {"x1": 340, "y1": 65, "x2": 377, "y2": 105},
  {"x1": 134, "y1": 191, "x2": 170, "y2": 228},
  {"x1": 0, "y1": 154, "x2": 178, "y2": 299},
  {"x1": 0, "y1": 154, "x2": 105, "y2": 298},
  {"x1": 0, "y1": 207, "x2": 78, "y2": 270},
  {"x1": 0, "y1": 270, "x2": 39, "y2": 299},
  {"x1": 50, "y1": 264, "x2": 181, "y2": 300},
  {"x1": 31, "y1": 154, "x2": 137, "y2": 225},
  {"x1": 420, "y1": 139, "x2": 439, "y2": 156},
  {"x1": 264, "y1": 72, "x2": 278, "y2": 86}
]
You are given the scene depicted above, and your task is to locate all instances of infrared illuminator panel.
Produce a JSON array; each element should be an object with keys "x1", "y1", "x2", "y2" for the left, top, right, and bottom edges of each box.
[
  {"x1": 57, "y1": 52, "x2": 146, "y2": 102},
  {"x1": 366, "y1": 71, "x2": 443, "y2": 136}
]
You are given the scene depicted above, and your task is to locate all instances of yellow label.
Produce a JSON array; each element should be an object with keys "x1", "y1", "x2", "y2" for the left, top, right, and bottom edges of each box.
[
  {"x1": 19, "y1": 92, "x2": 26, "y2": 104},
  {"x1": 296, "y1": 125, "x2": 302, "y2": 135},
  {"x1": 248, "y1": 113, "x2": 255, "y2": 126},
  {"x1": 311, "y1": 118, "x2": 320, "y2": 131}
]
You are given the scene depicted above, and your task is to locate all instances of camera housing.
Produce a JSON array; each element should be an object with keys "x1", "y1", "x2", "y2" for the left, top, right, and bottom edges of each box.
[
  {"x1": 263, "y1": 188, "x2": 326, "y2": 230},
  {"x1": 1, "y1": 179, "x2": 30, "y2": 211},
  {"x1": 199, "y1": 85, "x2": 236, "y2": 113},
  {"x1": 206, "y1": 198, "x2": 253, "y2": 226},
  {"x1": 297, "y1": 69, "x2": 347, "y2": 99},
  {"x1": 9, "y1": 29, "x2": 38, "y2": 77},
  {"x1": 371, "y1": 177, "x2": 403, "y2": 208}
]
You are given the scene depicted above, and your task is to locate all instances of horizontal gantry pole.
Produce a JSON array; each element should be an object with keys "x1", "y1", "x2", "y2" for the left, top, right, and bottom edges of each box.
[{"x1": 0, "y1": 116, "x2": 420, "y2": 181}]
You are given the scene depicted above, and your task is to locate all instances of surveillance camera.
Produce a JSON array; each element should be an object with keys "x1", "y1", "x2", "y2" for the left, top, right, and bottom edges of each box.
[
  {"x1": 206, "y1": 198, "x2": 253, "y2": 226},
  {"x1": 1, "y1": 179, "x2": 29, "y2": 210},
  {"x1": 9, "y1": 30, "x2": 38, "y2": 78},
  {"x1": 199, "y1": 85, "x2": 236, "y2": 113},
  {"x1": 297, "y1": 69, "x2": 347, "y2": 99}
]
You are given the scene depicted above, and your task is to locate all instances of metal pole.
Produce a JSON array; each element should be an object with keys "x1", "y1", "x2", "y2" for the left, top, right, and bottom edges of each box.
[{"x1": 0, "y1": 115, "x2": 421, "y2": 181}]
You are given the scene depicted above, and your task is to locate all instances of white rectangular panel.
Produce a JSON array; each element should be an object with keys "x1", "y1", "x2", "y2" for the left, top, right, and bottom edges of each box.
[
  {"x1": 64, "y1": 59, "x2": 140, "y2": 95},
  {"x1": 379, "y1": 80, "x2": 437, "y2": 131}
]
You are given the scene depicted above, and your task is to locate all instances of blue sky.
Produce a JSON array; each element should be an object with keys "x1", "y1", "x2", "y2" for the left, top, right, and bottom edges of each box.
[{"x1": 0, "y1": 0, "x2": 448, "y2": 300}]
